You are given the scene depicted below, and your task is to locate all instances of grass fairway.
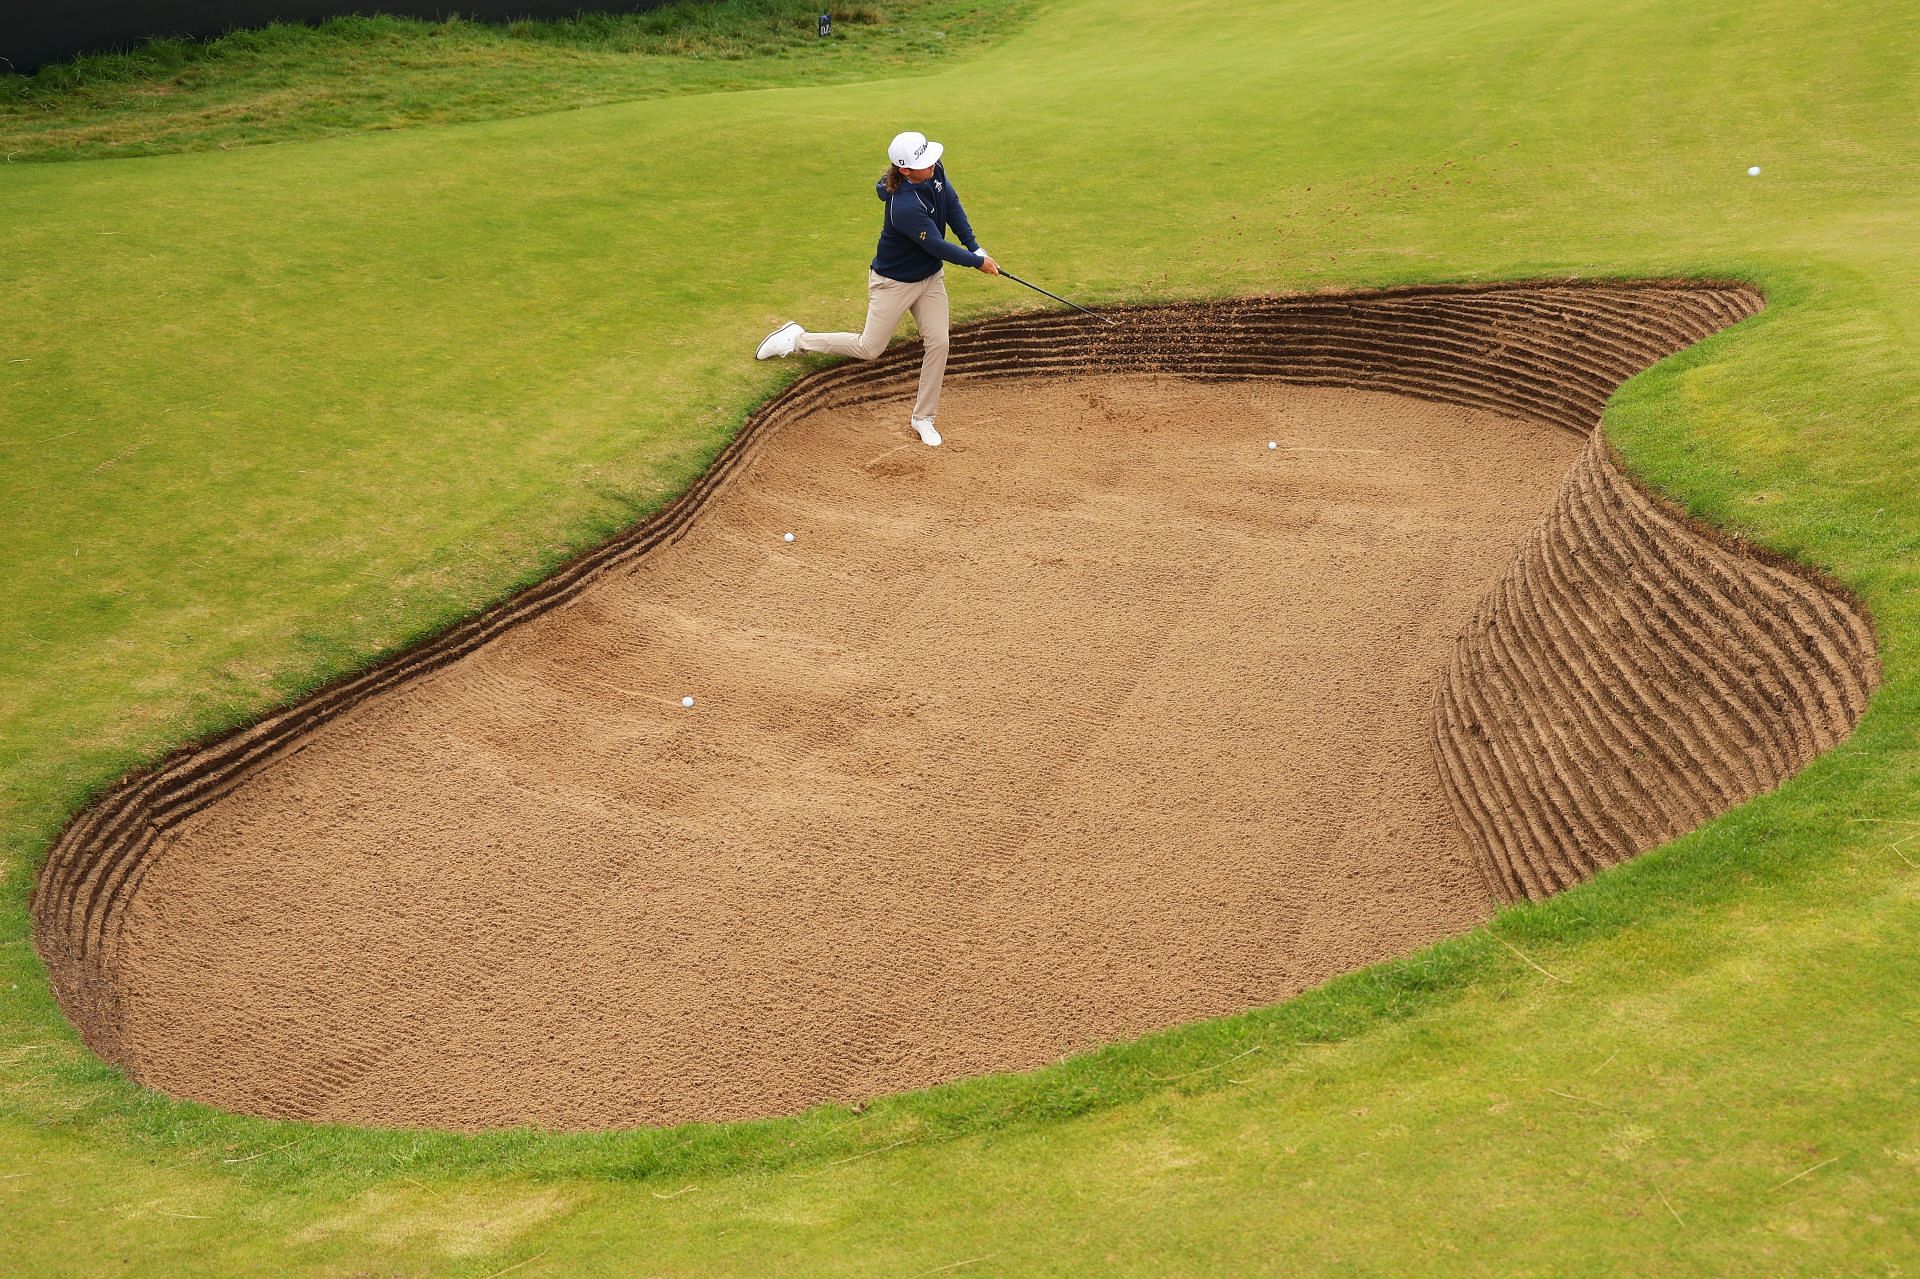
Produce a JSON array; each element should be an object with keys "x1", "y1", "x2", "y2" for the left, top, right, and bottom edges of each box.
[{"x1": 4, "y1": 0, "x2": 1919, "y2": 1272}]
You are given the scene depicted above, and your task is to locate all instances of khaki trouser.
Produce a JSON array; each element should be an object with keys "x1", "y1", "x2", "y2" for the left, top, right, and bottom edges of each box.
[{"x1": 797, "y1": 268, "x2": 950, "y2": 423}]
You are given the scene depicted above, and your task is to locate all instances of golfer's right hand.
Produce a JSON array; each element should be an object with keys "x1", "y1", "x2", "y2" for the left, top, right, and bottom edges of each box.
[{"x1": 978, "y1": 254, "x2": 1002, "y2": 276}]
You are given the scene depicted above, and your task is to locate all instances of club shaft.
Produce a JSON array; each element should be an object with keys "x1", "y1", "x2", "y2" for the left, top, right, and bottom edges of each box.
[{"x1": 999, "y1": 270, "x2": 1116, "y2": 324}]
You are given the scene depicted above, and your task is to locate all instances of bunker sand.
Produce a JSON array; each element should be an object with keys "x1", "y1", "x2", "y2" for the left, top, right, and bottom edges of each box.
[
  {"x1": 37, "y1": 283, "x2": 1878, "y2": 1131},
  {"x1": 112, "y1": 381, "x2": 1572, "y2": 1128}
]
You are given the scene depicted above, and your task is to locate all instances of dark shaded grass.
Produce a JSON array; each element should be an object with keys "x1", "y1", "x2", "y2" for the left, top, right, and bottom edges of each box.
[{"x1": 0, "y1": 0, "x2": 1025, "y2": 161}]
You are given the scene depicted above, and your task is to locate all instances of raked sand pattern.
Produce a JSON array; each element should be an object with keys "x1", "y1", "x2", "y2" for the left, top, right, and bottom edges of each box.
[{"x1": 33, "y1": 282, "x2": 1878, "y2": 1129}]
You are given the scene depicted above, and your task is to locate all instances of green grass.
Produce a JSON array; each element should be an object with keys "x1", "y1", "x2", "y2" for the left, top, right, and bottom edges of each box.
[
  {"x1": 4, "y1": 0, "x2": 1919, "y2": 1272},
  {"x1": 0, "y1": 0, "x2": 1031, "y2": 161}
]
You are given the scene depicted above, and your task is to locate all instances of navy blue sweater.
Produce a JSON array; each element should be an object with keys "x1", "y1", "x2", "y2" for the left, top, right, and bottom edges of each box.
[{"x1": 871, "y1": 162, "x2": 984, "y2": 282}]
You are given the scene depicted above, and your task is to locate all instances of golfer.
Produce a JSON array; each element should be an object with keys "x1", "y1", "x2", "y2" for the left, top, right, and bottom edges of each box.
[{"x1": 756, "y1": 131, "x2": 1001, "y2": 447}]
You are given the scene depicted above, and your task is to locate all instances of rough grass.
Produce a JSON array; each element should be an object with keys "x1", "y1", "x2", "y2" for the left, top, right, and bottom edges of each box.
[
  {"x1": 3, "y1": 0, "x2": 1919, "y2": 1273},
  {"x1": 0, "y1": 0, "x2": 1029, "y2": 161}
]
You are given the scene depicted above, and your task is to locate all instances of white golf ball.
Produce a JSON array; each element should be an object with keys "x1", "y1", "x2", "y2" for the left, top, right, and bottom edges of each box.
[
  {"x1": 1747, "y1": 165, "x2": 1761, "y2": 176},
  {"x1": 783, "y1": 532, "x2": 795, "y2": 542},
  {"x1": 1267, "y1": 441, "x2": 1278, "y2": 450},
  {"x1": 681, "y1": 696, "x2": 695, "y2": 708}
]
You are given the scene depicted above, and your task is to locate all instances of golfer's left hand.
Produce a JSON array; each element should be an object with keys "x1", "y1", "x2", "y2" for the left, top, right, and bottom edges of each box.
[{"x1": 978, "y1": 254, "x2": 1002, "y2": 276}]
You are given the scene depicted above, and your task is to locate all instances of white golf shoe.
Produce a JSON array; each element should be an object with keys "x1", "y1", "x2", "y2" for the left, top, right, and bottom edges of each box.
[
  {"x1": 909, "y1": 417, "x2": 943, "y2": 447},
  {"x1": 755, "y1": 321, "x2": 804, "y2": 360}
]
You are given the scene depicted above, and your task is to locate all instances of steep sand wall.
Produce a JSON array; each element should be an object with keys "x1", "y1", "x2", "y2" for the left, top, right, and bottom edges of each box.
[
  {"x1": 32, "y1": 280, "x2": 1878, "y2": 1094},
  {"x1": 1432, "y1": 434, "x2": 1878, "y2": 900}
]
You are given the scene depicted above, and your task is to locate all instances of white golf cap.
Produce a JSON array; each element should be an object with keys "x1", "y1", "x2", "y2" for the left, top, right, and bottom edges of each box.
[{"x1": 888, "y1": 130, "x2": 944, "y2": 170}]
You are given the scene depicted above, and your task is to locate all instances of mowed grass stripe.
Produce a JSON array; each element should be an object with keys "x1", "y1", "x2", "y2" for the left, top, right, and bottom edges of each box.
[{"x1": 3, "y1": 0, "x2": 1919, "y2": 1273}]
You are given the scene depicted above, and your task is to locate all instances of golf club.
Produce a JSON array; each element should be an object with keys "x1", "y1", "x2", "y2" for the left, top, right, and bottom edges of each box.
[{"x1": 998, "y1": 269, "x2": 1117, "y2": 325}]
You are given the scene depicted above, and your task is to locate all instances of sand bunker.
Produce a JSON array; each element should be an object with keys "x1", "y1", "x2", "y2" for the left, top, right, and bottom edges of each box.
[{"x1": 35, "y1": 282, "x2": 1878, "y2": 1130}]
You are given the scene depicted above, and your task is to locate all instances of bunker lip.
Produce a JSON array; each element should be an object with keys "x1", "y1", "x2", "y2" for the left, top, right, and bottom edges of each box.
[{"x1": 30, "y1": 280, "x2": 1880, "y2": 1130}]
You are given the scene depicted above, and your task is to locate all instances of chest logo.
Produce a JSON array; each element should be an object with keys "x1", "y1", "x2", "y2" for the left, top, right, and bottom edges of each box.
[{"x1": 918, "y1": 231, "x2": 927, "y2": 240}]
